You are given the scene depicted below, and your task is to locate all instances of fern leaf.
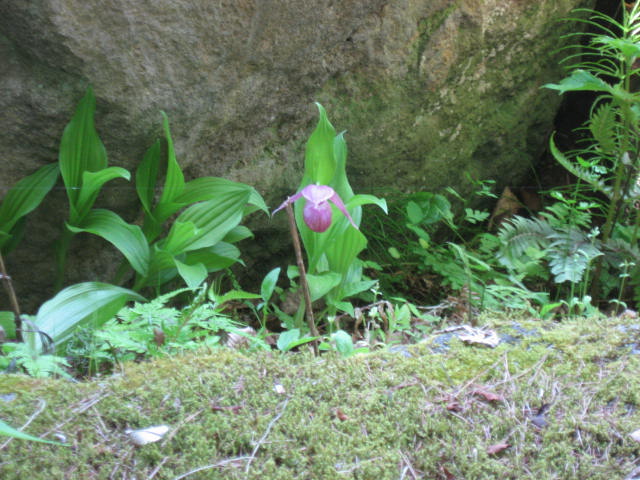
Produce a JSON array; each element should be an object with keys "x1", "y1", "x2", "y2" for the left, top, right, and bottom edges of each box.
[
  {"x1": 549, "y1": 134, "x2": 610, "y2": 197},
  {"x1": 497, "y1": 216, "x2": 555, "y2": 268},
  {"x1": 589, "y1": 102, "x2": 618, "y2": 153}
]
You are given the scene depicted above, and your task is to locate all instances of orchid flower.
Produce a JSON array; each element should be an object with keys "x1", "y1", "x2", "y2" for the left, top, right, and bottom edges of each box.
[{"x1": 273, "y1": 184, "x2": 358, "y2": 233}]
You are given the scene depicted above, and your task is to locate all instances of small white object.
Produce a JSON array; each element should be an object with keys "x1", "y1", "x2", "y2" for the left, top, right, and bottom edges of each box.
[
  {"x1": 126, "y1": 425, "x2": 170, "y2": 446},
  {"x1": 630, "y1": 429, "x2": 640, "y2": 443}
]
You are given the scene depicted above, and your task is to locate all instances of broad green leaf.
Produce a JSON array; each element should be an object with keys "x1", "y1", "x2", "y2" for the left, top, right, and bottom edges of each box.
[
  {"x1": 303, "y1": 103, "x2": 337, "y2": 185},
  {"x1": 306, "y1": 272, "x2": 342, "y2": 302},
  {"x1": 345, "y1": 194, "x2": 388, "y2": 214},
  {"x1": 543, "y1": 69, "x2": 612, "y2": 94},
  {"x1": 58, "y1": 87, "x2": 108, "y2": 207},
  {"x1": 260, "y1": 267, "x2": 281, "y2": 303},
  {"x1": 0, "y1": 163, "x2": 59, "y2": 240},
  {"x1": 157, "y1": 111, "x2": 185, "y2": 206},
  {"x1": 277, "y1": 328, "x2": 300, "y2": 351},
  {"x1": 0, "y1": 419, "x2": 68, "y2": 446},
  {"x1": 174, "y1": 259, "x2": 208, "y2": 289},
  {"x1": 332, "y1": 329, "x2": 355, "y2": 357},
  {"x1": 36, "y1": 282, "x2": 144, "y2": 351},
  {"x1": 223, "y1": 226, "x2": 254, "y2": 244},
  {"x1": 72, "y1": 167, "x2": 130, "y2": 223},
  {"x1": 136, "y1": 140, "x2": 161, "y2": 216},
  {"x1": 163, "y1": 190, "x2": 249, "y2": 253},
  {"x1": 185, "y1": 242, "x2": 243, "y2": 272},
  {"x1": 67, "y1": 209, "x2": 150, "y2": 276},
  {"x1": 179, "y1": 177, "x2": 268, "y2": 213}
]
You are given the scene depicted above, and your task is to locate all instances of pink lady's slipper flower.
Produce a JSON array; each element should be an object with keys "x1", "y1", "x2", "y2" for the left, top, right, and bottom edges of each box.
[{"x1": 273, "y1": 184, "x2": 358, "y2": 233}]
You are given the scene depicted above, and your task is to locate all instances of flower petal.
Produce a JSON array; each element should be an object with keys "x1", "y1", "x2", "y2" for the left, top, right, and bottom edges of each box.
[
  {"x1": 329, "y1": 193, "x2": 359, "y2": 230},
  {"x1": 301, "y1": 184, "x2": 334, "y2": 204},
  {"x1": 272, "y1": 192, "x2": 303, "y2": 216},
  {"x1": 304, "y1": 201, "x2": 332, "y2": 232}
]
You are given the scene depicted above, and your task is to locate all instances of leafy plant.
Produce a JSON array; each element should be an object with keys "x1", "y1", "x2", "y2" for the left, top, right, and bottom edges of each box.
[
  {"x1": 0, "y1": 164, "x2": 59, "y2": 254},
  {"x1": 540, "y1": 1, "x2": 640, "y2": 305},
  {"x1": 273, "y1": 104, "x2": 387, "y2": 321},
  {"x1": 66, "y1": 285, "x2": 267, "y2": 375},
  {"x1": 55, "y1": 88, "x2": 267, "y2": 293}
]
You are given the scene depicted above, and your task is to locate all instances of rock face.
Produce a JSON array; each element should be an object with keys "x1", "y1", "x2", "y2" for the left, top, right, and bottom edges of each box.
[{"x1": 0, "y1": 0, "x2": 593, "y2": 310}]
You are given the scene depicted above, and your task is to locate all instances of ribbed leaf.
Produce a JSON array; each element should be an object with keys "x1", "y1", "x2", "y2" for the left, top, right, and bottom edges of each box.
[
  {"x1": 303, "y1": 103, "x2": 337, "y2": 185},
  {"x1": 36, "y1": 282, "x2": 144, "y2": 351},
  {"x1": 73, "y1": 167, "x2": 130, "y2": 223},
  {"x1": 163, "y1": 190, "x2": 248, "y2": 253},
  {"x1": 58, "y1": 87, "x2": 108, "y2": 207},
  {"x1": 136, "y1": 139, "x2": 161, "y2": 216},
  {"x1": 184, "y1": 242, "x2": 243, "y2": 272},
  {"x1": 157, "y1": 111, "x2": 185, "y2": 206},
  {"x1": 67, "y1": 209, "x2": 150, "y2": 276},
  {"x1": 174, "y1": 259, "x2": 208, "y2": 289},
  {"x1": 0, "y1": 163, "x2": 59, "y2": 243},
  {"x1": 260, "y1": 267, "x2": 281, "y2": 303}
]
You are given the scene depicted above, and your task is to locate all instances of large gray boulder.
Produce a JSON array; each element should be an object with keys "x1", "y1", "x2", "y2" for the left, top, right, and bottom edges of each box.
[{"x1": 0, "y1": 0, "x2": 592, "y2": 310}]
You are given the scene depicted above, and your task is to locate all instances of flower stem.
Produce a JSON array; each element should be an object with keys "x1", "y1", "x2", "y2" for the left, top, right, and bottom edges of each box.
[
  {"x1": 0, "y1": 251, "x2": 23, "y2": 342},
  {"x1": 284, "y1": 202, "x2": 319, "y2": 355}
]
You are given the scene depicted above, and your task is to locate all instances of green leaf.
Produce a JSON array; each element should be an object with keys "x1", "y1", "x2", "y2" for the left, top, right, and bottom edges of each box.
[
  {"x1": 260, "y1": 267, "x2": 281, "y2": 303},
  {"x1": 68, "y1": 209, "x2": 150, "y2": 276},
  {"x1": 72, "y1": 167, "x2": 130, "y2": 222},
  {"x1": 345, "y1": 194, "x2": 387, "y2": 214},
  {"x1": 163, "y1": 190, "x2": 249, "y2": 253},
  {"x1": 277, "y1": 328, "x2": 300, "y2": 351},
  {"x1": 543, "y1": 69, "x2": 613, "y2": 94},
  {"x1": 0, "y1": 311, "x2": 16, "y2": 340},
  {"x1": 185, "y1": 242, "x2": 243, "y2": 272},
  {"x1": 157, "y1": 111, "x2": 185, "y2": 206},
  {"x1": 303, "y1": 103, "x2": 337, "y2": 185},
  {"x1": 0, "y1": 419, "x2": 68, "y2": 446},
  {"x1": 213, "y1": 289, "x2": 262, "y2": 306},
  {"x1": 332, "y1": 329, "x2": 355, "y2": 357},
  {"x1": 595, "y1": 36, "x2": 640, "y2": 63},
  {"x1": 179, "y1": 177, "x2": 268, "y2": 215},
  {"x1": 174, "y1": 259, "x2": 208, "y2": 289},
  {"x1": 58, "y1": 87, "x2": 108, "y2": 207},
  {"x1": 223, "y1": 226, "x2": 254, "y2": 244},
  {"x1": 306, "y1": 272, "x2": 342, "y2": 302},
  {"x1": 136, "y1": 140, "x2": 161, "y2": 216},
  {"x1": 36, "y1": 282, "x2": 144, "y2": 351},
  {"x1": 0, "y1": 164, "x2": 59, "y2": 244}
]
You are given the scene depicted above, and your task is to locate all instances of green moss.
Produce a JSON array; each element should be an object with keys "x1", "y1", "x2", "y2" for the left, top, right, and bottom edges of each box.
[{"x1": 1, "y1": 316, "x2": 639, "y2": 479}]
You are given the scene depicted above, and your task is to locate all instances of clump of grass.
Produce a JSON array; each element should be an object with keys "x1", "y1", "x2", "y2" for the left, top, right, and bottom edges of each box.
[{"x1": 0, "y1": 315, "x2": 639, "y2": 479}]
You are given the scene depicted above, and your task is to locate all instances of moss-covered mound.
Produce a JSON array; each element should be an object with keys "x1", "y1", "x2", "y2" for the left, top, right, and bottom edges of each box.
[{"x1": 1, "y1": 316, "x2": 639, "y2": 479}]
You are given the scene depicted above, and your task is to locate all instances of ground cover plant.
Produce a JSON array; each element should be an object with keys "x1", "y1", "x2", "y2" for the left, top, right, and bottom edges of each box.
[{"x1": 1, "y1": 315, "x2": 639, "y2": 479}]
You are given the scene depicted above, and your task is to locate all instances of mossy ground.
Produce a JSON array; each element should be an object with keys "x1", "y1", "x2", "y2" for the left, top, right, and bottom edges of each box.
[{"x1": 1, "y1": 315, "x2": 639, "y2": 479}]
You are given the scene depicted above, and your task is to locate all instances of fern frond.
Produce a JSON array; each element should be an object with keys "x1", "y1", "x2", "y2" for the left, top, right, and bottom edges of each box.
[
  {"x1": 549, "y1": 134, "x2": 611, "y2": 197},
  {"x1": 497, "y1": 216, "x2": 555, "y2": 268},
  {"x1": 548, "y1": 229, "x2": 602, "y2": 283},
  {"x1": 589, "y1": 102, "x2": 619, "y2": 153}
]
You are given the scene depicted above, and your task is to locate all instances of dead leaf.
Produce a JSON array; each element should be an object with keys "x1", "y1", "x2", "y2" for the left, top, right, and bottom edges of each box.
[
  {"x1": 487, "y1": 442, "x2": 510, "y2": 455},
  {"x1": 446, "y1": 401, "x2": 463, "y2": 412},
  {"x1": 126, "y1": 425, "x2": 170, "y2": 446},
  {"x1": 273, "y1": 383, "x2": 286, "y2": 395},
  {"x1": 211, "y1": 404, "x2": 243, "y2": 414},
  {"x1": 153, "y1": 327, "x2": 165, "y2": 346},
  {"x1": 630, "y1": 429, "x2": 640, "y2": 443},
  {"x1": 471, "y1": 387, "x2": 504, "y2": 402},
  {"x1": 458, "y1": 326, "x2": 500, "y2": 348},
  {"x1": 439, "y1": 465, "x2": 456, "y2": 480},
  {"x1": 334, "y1": 408, "x2": 349, "y2": 421},
  {"x1": 226, "y1": 327, "x2": 257, "y2": 349}
]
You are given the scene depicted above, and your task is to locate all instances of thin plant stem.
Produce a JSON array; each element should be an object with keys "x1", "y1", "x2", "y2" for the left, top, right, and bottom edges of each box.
[
  {"x1": 0, "y1": 251, "x2": 23, "y2": 342},
  {"x1": 284, "y1": 202, "x2": 319, "y2": 355}
]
